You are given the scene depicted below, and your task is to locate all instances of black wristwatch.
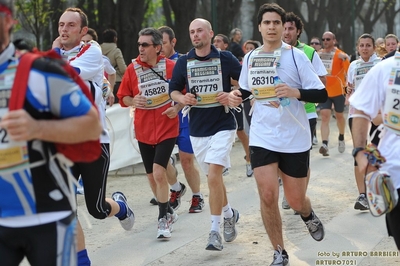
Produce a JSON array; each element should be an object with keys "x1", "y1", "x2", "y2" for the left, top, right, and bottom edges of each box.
[{"x1": 352, "y1": 147, "x2": 364, "y2": 158}]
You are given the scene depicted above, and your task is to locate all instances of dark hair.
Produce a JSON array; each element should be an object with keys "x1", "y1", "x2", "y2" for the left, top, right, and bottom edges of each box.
[
  {"x1": 285, "y1": 12, "x2": 304, "y2": 37},
  {"x1": 257, "y1": 3, "x2": 286, "y2": 25},
  {"x1": 243, "y1": 40, "x2": 260, "y2": 49},
  {"x1": 64, "y1": 7, "x2": 88, "y2": 28},
  {"x1": 358, "y1": 33, "x2": 375, "y2": 47},
  {"x1": 86, "y1": 28, "x2": 98, "y2": 42},
  {"x1": 158, "y1": 26, "x2": 175, "y2": 41},
  {"x1": 216, "y1": 34, "x2": 229, "y2": 45},
  {"x1": 139, "y1": 28, "x2": 163, "y2": 45},
  {"x1": 103, "y1": 29, "x2": 117, "y2": 43}
]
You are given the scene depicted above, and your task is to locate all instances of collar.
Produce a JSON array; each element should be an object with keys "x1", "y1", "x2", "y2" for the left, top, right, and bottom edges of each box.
[
  {"x1": 0, "y1": 42, "x2": 15, "y2": 65},
  {"x1": 135, "y1": 55, "x2": 164, "y2": 68},
  {"x1": 187, "y1": 45, "x2": 220, "y2": 60}
]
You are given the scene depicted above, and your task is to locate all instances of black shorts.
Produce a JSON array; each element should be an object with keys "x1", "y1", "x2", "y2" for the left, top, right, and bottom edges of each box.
[
  {"x1": 250, "y1": 146, "x2": 309, "y2": 178},
  {"x1": 138, "y1": 138, "x2": 177, "y2": 174},
  {"x1": 386, "y1": 188, "x2": 400, "y2": 249},
  {"x1": 319, "y1": 95, "x2": 345, "y2": 113},
  {"x1": 0, "y1": 213, "x2": 76, "y2": 266}
]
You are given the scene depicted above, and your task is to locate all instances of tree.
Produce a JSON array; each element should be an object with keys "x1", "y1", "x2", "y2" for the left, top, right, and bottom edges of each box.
[
  {"x1": 164, "y1": 0, "x2": 199, "y2": 53},
  {"x1": 384, "y1": 0, "x2": 400, "y2": 35},
  {"x1": 15, "y1": 0, "x2": 65, "y2": 49}
]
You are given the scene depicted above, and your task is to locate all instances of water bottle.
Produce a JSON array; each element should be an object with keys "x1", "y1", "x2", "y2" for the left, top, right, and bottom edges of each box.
[{"x1": 274, "y1": 76, "x2": 290, "y2": 107}]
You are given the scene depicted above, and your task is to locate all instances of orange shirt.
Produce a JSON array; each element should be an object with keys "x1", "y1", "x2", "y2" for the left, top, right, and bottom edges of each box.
[
  {"x1": 118, "y1": 56, "x2": 179, "y2": 145},
  {"x1": 322, "y1": 48, "x2": 350, "y2": 97}
]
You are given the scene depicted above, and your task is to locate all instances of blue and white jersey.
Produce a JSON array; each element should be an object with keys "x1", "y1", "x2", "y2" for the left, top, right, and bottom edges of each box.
[{"x1": 0, "y1": 43, "x2": 92, "y2": 223}]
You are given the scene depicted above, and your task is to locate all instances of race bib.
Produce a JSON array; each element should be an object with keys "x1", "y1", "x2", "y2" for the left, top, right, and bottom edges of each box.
[
  {"x1": 187, "y1": 58, "x2": 223, "y2": 108},
  {"x1": 133, "y1": 59, "x2": 171, "y2": 109},
  {"x1": 248, "y1": 48, "x2": 280, "y2": 103},
  {"x1": 319, "y1": 51, "x2": 334, "y2": 75},
  {"x1": 384, "y1": 61, "x2": 400, "y2": 135}
]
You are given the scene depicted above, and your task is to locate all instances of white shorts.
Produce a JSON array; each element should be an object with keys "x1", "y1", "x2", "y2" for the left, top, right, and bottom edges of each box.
[{"x1": 190, "y1": 130, "x2": 236, "y2": 176}]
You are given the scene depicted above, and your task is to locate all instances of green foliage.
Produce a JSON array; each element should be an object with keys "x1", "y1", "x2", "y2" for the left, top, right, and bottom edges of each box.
[{"x1": 143, "y1": 0, "x2": 167, "y2": 28}]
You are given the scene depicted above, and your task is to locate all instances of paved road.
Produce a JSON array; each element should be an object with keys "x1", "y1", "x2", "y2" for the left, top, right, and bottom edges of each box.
[{"x1": 22, "y1": 118, "x2": 400, "y2": 265}]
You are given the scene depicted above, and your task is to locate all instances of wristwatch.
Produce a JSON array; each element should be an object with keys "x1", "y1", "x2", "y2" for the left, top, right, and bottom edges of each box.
[{"x1": 352, "y1": 147, "x2": 364, "y2": 158}]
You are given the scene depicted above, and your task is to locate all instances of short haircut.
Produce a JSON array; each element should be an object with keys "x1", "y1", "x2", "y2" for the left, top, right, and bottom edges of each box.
[
  {"x1": 285, "y1": 12, "x2": 304, "y2": 37},
  {"x1": 216, "y1": 34, "x2": 229, "y2": 44},
  {"x1": 257, "y1": 3, "x2": 286, "y2": 25},
  {"x1": 138, "y1": 27, "x2": 163, "y2": 46},
  {"x1": 243, "y1": 40, "x2": 261, "y2": 49},
  {"x1": 230, "y1": 28, "x2": 242, "y2": 39},
  {"x1": 357, "y1": 33, "x2": 375, "y2": 47},
  {"x1": 64, "y1": 7, "x2": 88, "y2": 28},
  {"x1": 158, "y1": 26, "x2": 175, "y2": 41},
  {"x1": 86, "y1": 28, "x2": 98, "y2": 42},
  {"x1": 103, "y1": 29, "x2": 117, "y2": 43}
]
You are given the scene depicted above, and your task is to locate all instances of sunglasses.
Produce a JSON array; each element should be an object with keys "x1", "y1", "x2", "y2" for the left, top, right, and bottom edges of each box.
[
  {"x1": 322, "y1": 38, "x2": 331, "y2": 41},
  {"x1": 310, "y1": 42, "x2": 320, "y2": 45},
  {"x1": 137, "y1": 42, "x2": 155, "y2": 48}
]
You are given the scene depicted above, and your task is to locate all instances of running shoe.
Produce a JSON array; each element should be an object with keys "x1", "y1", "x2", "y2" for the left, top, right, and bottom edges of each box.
[
  {"x1": 270, "y1": 246, "x2": 289, "y2": 266},
  {"x1": 150, "y1": 197, "x2": 158, "y2": 205},
  {"x1": 282, "y1": 196, "x2": 290, "y2": 210},
  {"x1": 222, "y1": 168, "x2": 229, "y2": 176},
  {"x1": 189, "y1": 195, "x2": 204, "y2": 213},
  {"x1": 223, "y1": 208, "x2": 239, "y2": 242},
  {"x1": 205, "y1": 231, "x2": 223, "y2": 251},
  {"x1": 167, "y1": 211, "x2": 179, "y2": 225},
  {"x1": 338, "y1": 140, "x2": 345, "y2": 153},
  {"x1": 304, "y1": 212, "x2": 325, "y2": 241},
  {"x1": 246, "y1": 163, "x2": 253, "y2": 177},
  {"x1": 169, "y1": 182, "x2": 187, "y2": 210},
  {"x1": 112, "y1": 192, "x2": 135, "y2": 231},
  {"x1": 319, "y1": 144, "x2": 329, "y2": 156},
  {"x1": 157, "y1": 217, "x2": 171, "y2": 240},
  {"x1": 354, "y1": 194, "x2": 369, "y2": 210},
  {"x1": 313, "y1": 135, "x2": 318, "y2": 146}
]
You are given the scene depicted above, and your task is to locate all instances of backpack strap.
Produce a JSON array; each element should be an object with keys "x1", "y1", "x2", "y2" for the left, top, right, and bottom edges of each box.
[{"x1": 9, "y1": 49, "x2": 95, "y2": 111}]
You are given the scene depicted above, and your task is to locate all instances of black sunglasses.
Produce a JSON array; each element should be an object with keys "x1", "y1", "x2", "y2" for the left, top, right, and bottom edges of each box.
[
  {"x1": 322, "y1": 38, "x2": 331, "y2": 41},
  {"x1": 137, "y1": 42, "x2": 155, "y2": 48},
  {"x1": 310, "y1": 42, "x2": 320, "y2": 45}
]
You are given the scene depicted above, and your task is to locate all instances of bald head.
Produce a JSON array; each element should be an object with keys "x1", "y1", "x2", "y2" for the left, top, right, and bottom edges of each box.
[
  {"x1": 322, "y1": 31, "x2": 336, "y2": 49},
  {"x1": 189, "y1": 18, "x2": 214, "y2": 51}
]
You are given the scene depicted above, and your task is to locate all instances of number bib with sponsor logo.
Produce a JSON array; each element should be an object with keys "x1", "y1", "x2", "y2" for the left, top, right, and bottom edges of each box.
[
  {"x1": 319, "y1": 51, "x2": 334, "y2": 75},
  {"x1": 384, "y1": 52, "x2": 400, "y2": 135},
  {"x1": 0, "y1": 59, "x2": 29, "y2": 172},
  {"x1": 349, "y1": 60, "x2": 379, "y2": 116},
  {"x1": 187, "y1": 58, "x2": 223, "y2": 108},
  {"x1": 133, "y1": 58, "x2": 171, "y2": 109},
  {"x1": 248, "y1": 48, "x2": 280, "y2": 103}
]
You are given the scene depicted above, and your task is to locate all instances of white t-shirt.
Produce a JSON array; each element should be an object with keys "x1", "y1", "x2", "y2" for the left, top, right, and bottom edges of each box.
[
  {"x1": 103, "y1": 55, "x2": 116, "y2": 75},
  {"x1": 349, "y1": 56, "x2": 400, "y2": 189},
  {"x1": 62, "y1": 41, "x2": 110, "y2": 143},
  {"x1": 306, "y1": 49, "x2": 327, "y2": 119},
  {"x1": 239, "y1": 42, "x2": 325, "y2": 152}
]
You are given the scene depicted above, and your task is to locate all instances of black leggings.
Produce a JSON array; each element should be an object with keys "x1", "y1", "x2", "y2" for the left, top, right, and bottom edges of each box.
[
  {"x1": 72, "y1": 143, "x2": 111, "y2": 219},
  {"x1": 138, "y1": 138, "x2": 177, "y2": 174},
  {"x1": 0, "y1": 213, "x2": 76, "y2": 266}
]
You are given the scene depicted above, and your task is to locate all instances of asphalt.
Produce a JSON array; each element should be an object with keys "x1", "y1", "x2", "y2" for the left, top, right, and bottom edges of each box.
[{"x1": 21, "y1": 117, "x2": 400, "y2": 266}]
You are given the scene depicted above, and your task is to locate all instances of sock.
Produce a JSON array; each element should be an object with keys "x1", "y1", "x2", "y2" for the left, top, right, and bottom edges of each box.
[
  {"x1": 322, "y1": 140, "x2": 328, "y2": 146},
  {"x1": 77, "y1": 249, "x2": 91, "y2": 266},
  {"x1": 211, "y1": 215, "x2": 221, "y2": 232},
  {"x1": 114, "y1": 201, "x2": 127, "y2": 220},
  {"x1": 158, "y1": 201, "x2": 169, "y2": 220},
  {"x1": 338, "y1": 134, "x2": 344, "y2": 141},
  {"x1": 168, "y1": 202, "x2": 174, "y2": 214},
  {"x1": 193, "y1": 192, "x2": 203, "y2": 198},
  {"x1": 222, "y1": 203, "x2": 233, "y2": 219},
  {"x1": 360, "y1": 193, "x2": 366, "y2": 197},
  {"x1": 170, "y1": 181, "x2": 181, "y2": 191},
  {"x1": 301, "y1": 210, "x2": 314, "y2": 222}
]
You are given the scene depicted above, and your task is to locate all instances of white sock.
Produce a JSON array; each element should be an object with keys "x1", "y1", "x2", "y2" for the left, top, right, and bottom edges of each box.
[
  {"x1": 170, "y1": 182, "x2": 181, "y2": 191},
  {"x1": 192, "y1": 192, "x2": 203, "y2": 198},
  {"x1": 211, "y1": 215, "x2": 221, "y2": 232},
  {"x1": 222, "y1": 203, "x2": 233, "y2": 219}
]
